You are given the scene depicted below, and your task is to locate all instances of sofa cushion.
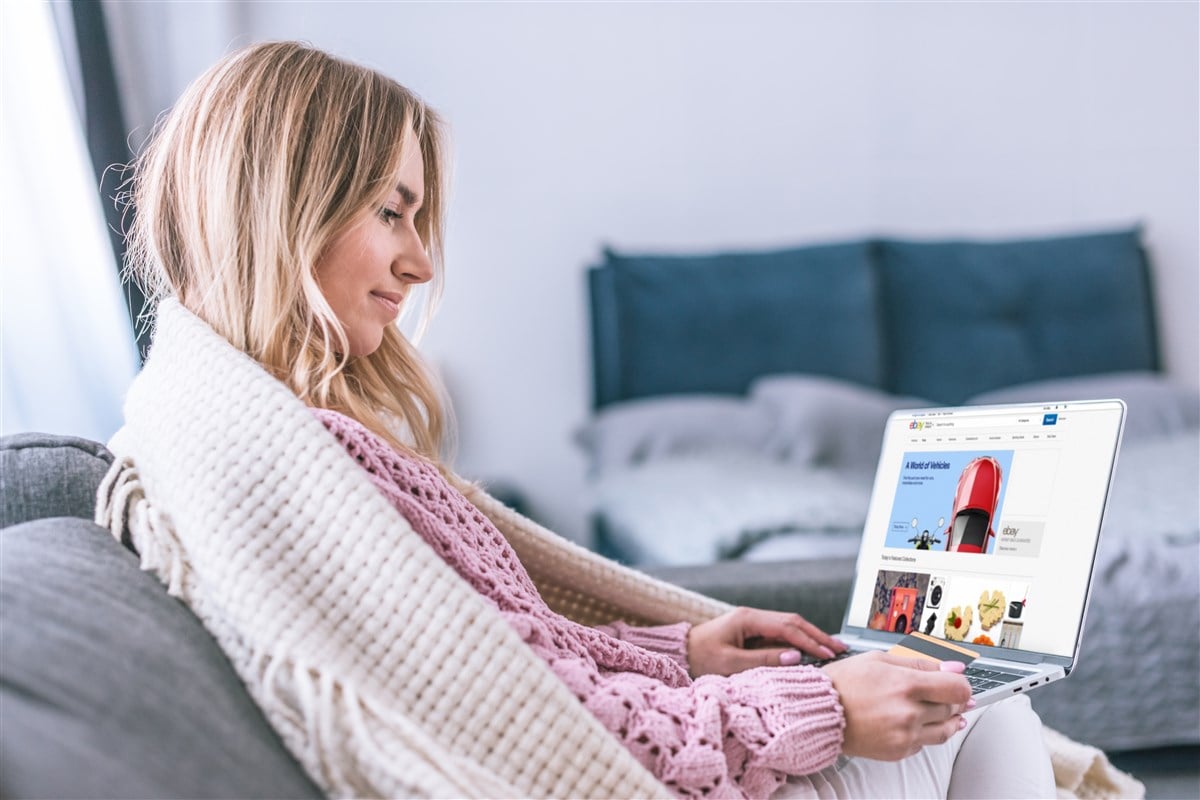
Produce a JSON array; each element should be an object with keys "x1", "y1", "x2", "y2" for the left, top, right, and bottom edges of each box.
[
  {"x1": 0, "y1": 516, "x2": 323, "y2": 799},
  {"x1": 0, "y1": 433, "x2": 114, "y2": 527}
]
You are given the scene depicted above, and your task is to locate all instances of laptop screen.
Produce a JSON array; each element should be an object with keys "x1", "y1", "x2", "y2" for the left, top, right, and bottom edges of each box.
[{"x1": 844, "y1": 399, "x2": 1125, "y2": 659}]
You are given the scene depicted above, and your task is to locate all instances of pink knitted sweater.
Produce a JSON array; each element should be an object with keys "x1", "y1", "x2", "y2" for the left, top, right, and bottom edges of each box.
[{"x1": 315, "y1": 409, "x2": 845, "y2": 799}]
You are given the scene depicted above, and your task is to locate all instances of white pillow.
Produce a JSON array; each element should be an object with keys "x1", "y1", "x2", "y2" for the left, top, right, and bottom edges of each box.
[
  {"x1": 574, "y1": 395, "x2": 775, "y2": 475},
  {"x1": 590, "y1": 452, "x2": 871, "y2": 566},
  {"x1": 966, "y1": 372, "x2": 1200, "y2": 441},
  {"x1": 749, "y1": 374, "x2": 927, "y2": 474}
]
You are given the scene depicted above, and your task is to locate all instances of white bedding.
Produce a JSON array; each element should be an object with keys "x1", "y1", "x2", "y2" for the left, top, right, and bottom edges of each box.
[
  {"x1": 590, "y1": 451, "x2": 871, "y2": 566},
  {"x1": 1097, "y1": 432, "x2": 1199, "y2": 544}
]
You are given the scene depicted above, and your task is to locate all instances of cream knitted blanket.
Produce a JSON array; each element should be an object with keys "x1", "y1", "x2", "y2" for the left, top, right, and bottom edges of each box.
[{"x1": 96, "y1": 298, "x2": 1138, "y2": 799}]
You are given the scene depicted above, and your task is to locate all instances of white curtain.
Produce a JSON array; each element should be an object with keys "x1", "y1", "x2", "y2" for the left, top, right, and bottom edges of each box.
[{"x1": 0, "y1": 0, "x2": 139, "y2": 442}]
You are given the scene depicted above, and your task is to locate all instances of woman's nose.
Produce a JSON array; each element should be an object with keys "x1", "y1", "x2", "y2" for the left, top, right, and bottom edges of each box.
[{"x1": 396, "y1": 238, "x2": 434, "y2": 285}]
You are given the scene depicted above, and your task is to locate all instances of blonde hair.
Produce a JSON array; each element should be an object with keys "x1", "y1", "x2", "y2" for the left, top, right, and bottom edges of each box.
[{"x1": 125, "y1": 41, "x2": 449, "y2": 461}]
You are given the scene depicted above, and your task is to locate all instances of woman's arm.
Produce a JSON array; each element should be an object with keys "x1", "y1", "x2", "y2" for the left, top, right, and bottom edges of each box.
[
  {"x1": 597, "y1": 606, "x2": 847, "y2": 677},
  {"x1": 594, "y1": 621, "x2": 692, "y2": 672},
  {"x1": 595, "y1": 608, "x2": 973, "y2": 787},
  {"x1": 686, "y1": 608, "x2": 972, "y2": 762},
  {"x1": 516, "y1": 611, "x2": 845, "y2": 799}
]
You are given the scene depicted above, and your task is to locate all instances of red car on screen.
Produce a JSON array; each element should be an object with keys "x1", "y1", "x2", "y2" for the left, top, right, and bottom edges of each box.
[{"x1": 944, "y1": 456, "x2": 1002, "y2": 554}]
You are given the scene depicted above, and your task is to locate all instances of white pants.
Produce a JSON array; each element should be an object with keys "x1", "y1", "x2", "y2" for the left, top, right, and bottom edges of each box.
[{"x1": 775, "y1": 695, "x2": 1056, "y2": 799}]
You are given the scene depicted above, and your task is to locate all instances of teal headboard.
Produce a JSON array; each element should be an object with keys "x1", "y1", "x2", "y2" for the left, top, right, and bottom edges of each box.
[{"x1": 588, "y1": 227, "x2": 1159, "y2": 408}]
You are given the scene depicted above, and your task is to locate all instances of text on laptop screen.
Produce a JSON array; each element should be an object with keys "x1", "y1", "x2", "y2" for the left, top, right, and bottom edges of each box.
[{"x1": 844, "y1": 400, "x2": 1124, "y2": 659}]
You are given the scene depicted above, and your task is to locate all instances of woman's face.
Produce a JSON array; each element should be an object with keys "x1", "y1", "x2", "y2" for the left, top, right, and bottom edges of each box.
[{"x1": 316, "y1": 129, "x2": 432, "y2": 357}]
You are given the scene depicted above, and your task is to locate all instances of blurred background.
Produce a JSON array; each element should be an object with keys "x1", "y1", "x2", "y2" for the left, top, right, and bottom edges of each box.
[{"x1": 2, "y1": 0, "x2": 1197, "y2": 543}]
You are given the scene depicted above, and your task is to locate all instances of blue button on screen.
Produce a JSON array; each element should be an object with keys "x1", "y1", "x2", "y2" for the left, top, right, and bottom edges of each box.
[{"x1": 1043, "y1": 414, "x2": 1058, "y2": 425}]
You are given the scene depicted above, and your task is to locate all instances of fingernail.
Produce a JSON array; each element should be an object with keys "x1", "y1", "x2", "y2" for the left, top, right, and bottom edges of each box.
[
  {"x1": 966, "y1": 698, "x2": 977, "y2": 709},
  {"x1": 958, "y1": 716, "x2": 968, "y2": 730},
  {"x1": 818, "y1": 646, "x2": 835, "y2": 659},
  {"x1": 779, "y1": 650, "x2": 802, "y2": 666},
  {"x1": 939, "y1": 661, "x2": 966, "y2": 673},
  {"x1": 833, "y1": 638, "x2": 849, "y2": 651}
]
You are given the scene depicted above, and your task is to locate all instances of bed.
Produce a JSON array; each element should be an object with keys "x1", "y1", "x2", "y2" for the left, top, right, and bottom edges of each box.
[{"x1": 579, "y1": 227, "x2": 1200, "y2": 751}]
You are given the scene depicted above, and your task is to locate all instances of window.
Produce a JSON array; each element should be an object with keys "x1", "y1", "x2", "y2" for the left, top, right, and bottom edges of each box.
[{"x1": 1, "y1": 1, "x2": 139, "y2": 442}]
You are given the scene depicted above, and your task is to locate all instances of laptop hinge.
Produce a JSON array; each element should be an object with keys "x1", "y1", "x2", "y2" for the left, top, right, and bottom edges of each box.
[
  {"x1": 982, "y1": 650, "x2": 1072, "y2": 669},
  {"x1": 985, "y1": 649, "x2": 1043, "y2": 664}
]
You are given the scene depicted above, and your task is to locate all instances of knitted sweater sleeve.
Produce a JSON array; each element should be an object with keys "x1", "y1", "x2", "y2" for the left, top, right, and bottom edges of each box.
[
  {"x1": 595, "y1": 621, "x2": 692, "y2": 673},
  {"x1": 521, "y1": 621, "x2": 845, "y2": 800}
]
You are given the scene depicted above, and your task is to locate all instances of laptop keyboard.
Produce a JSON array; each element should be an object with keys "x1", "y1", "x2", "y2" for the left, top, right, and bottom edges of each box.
[
  {"x1": 799, "y1": 650, "x2": 861, "y2": 666},
  {"x1": 963, "y1": 666, "x2": 1028, "y2": 694},
  {"x1": 799, "y1": 652, "x2": 1028, "y2": 695}
]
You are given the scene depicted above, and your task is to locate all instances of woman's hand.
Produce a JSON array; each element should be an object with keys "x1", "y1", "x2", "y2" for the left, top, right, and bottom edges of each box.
[
  {"x1": 821, "y1": 651, "x2": 974, "y2": 761},
  {"x1": 686, "y1": 606, "x2": 848, "y2": 677}
]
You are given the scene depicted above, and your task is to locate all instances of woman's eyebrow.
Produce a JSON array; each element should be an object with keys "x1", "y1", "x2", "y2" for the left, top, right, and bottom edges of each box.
[{"x1": 395, "y1": 182, "x2": 422, "y2": 207}]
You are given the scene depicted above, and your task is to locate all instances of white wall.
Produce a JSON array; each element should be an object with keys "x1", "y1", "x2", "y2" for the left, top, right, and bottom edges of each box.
[{"x1": 107, "y1": 1, "x2": 1199, "y2": 542}]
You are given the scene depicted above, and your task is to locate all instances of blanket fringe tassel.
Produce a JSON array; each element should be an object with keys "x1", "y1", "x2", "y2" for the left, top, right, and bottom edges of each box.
[
  {"x1": 252, "y1": 647, "x2": 502, "y2": 799},
  {"x1": 95, "y1": 456, "x2": 189, "y2": 597}
]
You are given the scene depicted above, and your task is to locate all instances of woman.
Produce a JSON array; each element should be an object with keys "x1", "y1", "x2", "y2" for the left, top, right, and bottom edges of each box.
[{"x1": 115, "y1": 41, "x2": 1055, "y2": 798}]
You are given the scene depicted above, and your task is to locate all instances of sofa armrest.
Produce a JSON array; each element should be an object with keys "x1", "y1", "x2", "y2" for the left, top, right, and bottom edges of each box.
[
  {"x1": 645, "y1": 557, "x2": 856, "y2": 634},
  {"x1": 0, "y1": 516, "x2": 322, "y2": 799},
  {"x1": 1, "y1": 433, "x2": 113, "y2": 527}
]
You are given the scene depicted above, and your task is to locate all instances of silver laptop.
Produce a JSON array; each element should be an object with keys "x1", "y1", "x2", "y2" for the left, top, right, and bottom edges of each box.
[{"x1": 810, "y1": 398, "x2": 1126, "y2": 707}]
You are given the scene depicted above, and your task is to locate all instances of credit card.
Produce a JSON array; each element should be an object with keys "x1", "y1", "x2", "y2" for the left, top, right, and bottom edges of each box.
[{"x1": 889, "y1": 631, "x2": 979, "y2": 665}]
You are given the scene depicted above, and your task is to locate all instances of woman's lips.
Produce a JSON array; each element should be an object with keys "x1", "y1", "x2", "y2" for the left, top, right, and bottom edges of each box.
[{"x1": 371, "y1": 291, "x2": 402, "y2": 318}]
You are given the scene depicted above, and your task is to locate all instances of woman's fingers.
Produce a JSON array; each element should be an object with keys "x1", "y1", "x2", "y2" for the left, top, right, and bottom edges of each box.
[
  {"x1": 914, "y1": 670, "x2": 973, "y2": 707},
  {"x1": 920, "y1": 713, "x2": 967, "y2": 746},
  {"x1": 765, "y1": 612, "x2": 844, "y2": 651},
  {"x1": 779, "y1": 630, "x2": 835, "y2": 660},
  {"x1": 736, "y1": 608, "x2": 846, "y2": 656},
  {"x1": 916, "y1": 701, "x2": 959, "y2": 727},
  {"x1": 874, "y1": 652, "x2": 973, "y2": 705},
  {"x1": 690, "y1": 607, "x2": 857, "y2": 677},
  {"x1": 735, "y1": 646, "x2": 806, "y2": 671},
  {"x1": 877, "y1": 652, "x2": 939, "y2": 670}
]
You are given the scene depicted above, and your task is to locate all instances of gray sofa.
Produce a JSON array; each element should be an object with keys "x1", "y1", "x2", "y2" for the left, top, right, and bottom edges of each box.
[{"x1": 0, "y1": 432, "x2": 858, "y2": 798}]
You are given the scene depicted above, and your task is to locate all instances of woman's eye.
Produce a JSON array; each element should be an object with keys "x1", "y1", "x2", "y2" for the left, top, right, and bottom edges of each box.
[{"x1": 379, "y1": 207, "x2": 402, "y2": 225}]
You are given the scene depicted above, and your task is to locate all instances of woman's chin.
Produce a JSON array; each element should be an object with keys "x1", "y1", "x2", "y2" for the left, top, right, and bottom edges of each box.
[{"x1": 346, "y1": 332, "x2": 384, "y2": 359}]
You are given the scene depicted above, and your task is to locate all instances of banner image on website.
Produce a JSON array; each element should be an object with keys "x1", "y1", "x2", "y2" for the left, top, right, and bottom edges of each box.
[
  {"x1": 884, "y1": 449, "x2": 1014, "y2": 555},
  {"x1": 866, "y1": 568, "x2": 1034, "y2": 648}
]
